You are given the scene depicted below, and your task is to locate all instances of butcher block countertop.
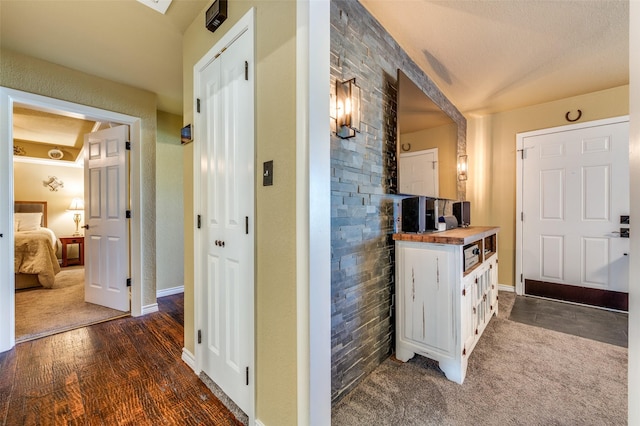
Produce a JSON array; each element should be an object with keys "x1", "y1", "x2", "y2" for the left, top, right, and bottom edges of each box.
[{"x1": 393, "y1": 226, "x2": 500, "y2": 245}]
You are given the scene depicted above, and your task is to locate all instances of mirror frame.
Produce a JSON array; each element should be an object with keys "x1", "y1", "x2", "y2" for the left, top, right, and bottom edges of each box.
[{"x1": 395, "y1": 68, "x2": 467, "y2": 201}]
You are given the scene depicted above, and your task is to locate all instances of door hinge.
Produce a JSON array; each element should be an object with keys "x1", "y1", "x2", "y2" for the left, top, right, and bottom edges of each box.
[
  {"x1": 462, "y1": 288, "x2": 466, "y2": 296},
  {"x1": 245, "y1": 216, "x2": 249, "y2": 235},
  {"x1": 126, "y1": 278, "x2": 132, "y2": 287},
  {"x1": 197, "y1": 98, "x2": 201, "y2": 113},
  {"x1": 126, "y1": 141, "x2": 131, "y2": 150},
  {"x1": 198, "y1": 330, "x2": 202, "y2": 344},
  {"x1": 245, "y1": 61, "x2": 249, "y2": 81},
  {"x1": 520, "y1": 273, "x2": 523, "y2": 283},
  {"x1": 521, "y1": 212, "x2": 524, "y2": 221},
  {"x1": 197, "y1": 214, "x2": 202, "y2": 229},
  {"x1": 517, "y1": 149, "x2": 524, "y2": 159},
  {"x1": 246, "y1": 367, "x2": 249, "y2": 385},
  {"x1": 126, "y1": 210, "x2": 131, "y2": 219}
]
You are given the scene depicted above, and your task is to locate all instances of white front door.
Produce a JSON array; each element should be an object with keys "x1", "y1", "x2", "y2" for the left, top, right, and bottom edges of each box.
[
  {"x1": 519, "y1": 119, "x2": 629, "y2": 300},
  {"x1": 399, "y1": 148, "x2": 438, "y2": 196},
  {"x1": 195, "y1": 18, "x2": 254, "y2": 417},
  {"x1": 84, "y1": 125, "x2": 130, "y2": 312}
]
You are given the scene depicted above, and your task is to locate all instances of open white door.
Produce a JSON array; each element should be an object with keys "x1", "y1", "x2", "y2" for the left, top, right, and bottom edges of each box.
[{"x1": 84, "y1": 125, "x2": 130, "y2": 312}]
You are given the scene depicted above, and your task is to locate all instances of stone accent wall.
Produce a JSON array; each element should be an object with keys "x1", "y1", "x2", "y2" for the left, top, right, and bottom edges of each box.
[{"x1": 330, "y1": 0, "x2": 467, "y2": 403}]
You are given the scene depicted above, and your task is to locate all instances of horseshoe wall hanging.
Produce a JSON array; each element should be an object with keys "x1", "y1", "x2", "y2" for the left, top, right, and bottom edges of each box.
[
  {"x1": 565, "y1": 109, "x2": 582, "y2": 122},
  {"x1": 401, "y1": 143, "x2": 411, "y2": 152}
]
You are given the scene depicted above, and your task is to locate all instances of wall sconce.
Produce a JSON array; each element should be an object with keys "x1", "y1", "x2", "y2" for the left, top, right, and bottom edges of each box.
[
  {"x1": 457, "y1": 155, "x2": 468, "y2": 181},
  {"x1": 335, "y1": 78, "x2": 361, "y2": 139},
  {"x1": 68, "y1": 198, "x2": 85, "y2": 236}
]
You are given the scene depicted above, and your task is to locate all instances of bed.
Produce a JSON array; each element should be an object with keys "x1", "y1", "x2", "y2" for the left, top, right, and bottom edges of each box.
[{"x1": 14, "y1": 201, "x2": 61, "y2": 289}]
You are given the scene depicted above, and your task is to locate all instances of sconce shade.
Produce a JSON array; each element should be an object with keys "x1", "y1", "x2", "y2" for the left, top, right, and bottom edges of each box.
[
  {"x1": 68, "y1": 198, "x2": 85, "y2": 211},
  {"x1": 336, "y1": 78, "x2": 361, "y2": 139},
  {"x1": 457, "y1": 155, "x2": 468, "y2": 181}
]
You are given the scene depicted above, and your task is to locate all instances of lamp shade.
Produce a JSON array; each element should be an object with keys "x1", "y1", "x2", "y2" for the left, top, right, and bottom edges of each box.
[{"x1": 68, "y1": 198, "x2": 84, "y2": 211}]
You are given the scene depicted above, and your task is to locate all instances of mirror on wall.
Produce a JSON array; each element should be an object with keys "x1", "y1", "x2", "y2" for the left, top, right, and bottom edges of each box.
[{"x1": 396, "y1": 69, "x2": 458, "y2": 200}]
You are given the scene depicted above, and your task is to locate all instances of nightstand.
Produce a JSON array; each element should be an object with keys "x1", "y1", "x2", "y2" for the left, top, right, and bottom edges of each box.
[{"x1": 60, "y1": 236, "x2": 85, "y2": 267}]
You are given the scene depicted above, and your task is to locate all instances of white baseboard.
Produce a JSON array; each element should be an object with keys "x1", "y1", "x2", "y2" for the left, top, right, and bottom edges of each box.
[
  {"x1": 255, "y1": 420, "x2": 266, "y2": 426},
  {"x1": 182, "y1": 348, "x2": 196, "y2": 372},
  {"x1": 157, "y1": 285, "x2": 184, "y2": 298},
  {"x1": 141, "y1": 303, "x2": 159, "y2": 315},
  {"x1": 498, "y1": 284, "x2": 515, "y2": 292}
]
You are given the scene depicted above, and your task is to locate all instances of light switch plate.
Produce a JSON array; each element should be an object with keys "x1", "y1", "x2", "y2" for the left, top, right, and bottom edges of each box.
[{"x1": 263, "y1": 161, "x2": 273, "y2": 186}]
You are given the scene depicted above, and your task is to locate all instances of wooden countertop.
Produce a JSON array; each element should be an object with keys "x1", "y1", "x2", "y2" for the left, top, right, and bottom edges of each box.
[{"x1": 393, "y1": 226, "x2": 500, "y2": 245}]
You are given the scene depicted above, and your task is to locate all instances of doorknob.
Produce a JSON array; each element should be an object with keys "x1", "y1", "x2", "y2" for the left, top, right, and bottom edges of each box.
[{"x1": 82, "y1": 224, "x2": 90, "y2": 230}]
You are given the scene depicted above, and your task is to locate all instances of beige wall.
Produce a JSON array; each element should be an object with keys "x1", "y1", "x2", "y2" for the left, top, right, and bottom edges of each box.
[
  {"x1": 183, "y1": 2, "x2": 298, "y2": 424},
  {"x1": 13, "y1": 161, "x2": 84, "y2": 250},
  {"x1": 1, "y1": 48, "x2": 159, "y2": 306},
  {"x1": 156, "y1": 111, "x2": 184, "y2": 292},
  {"x1": 467, "y1": 85, "x2": 629, "y2": 287}
]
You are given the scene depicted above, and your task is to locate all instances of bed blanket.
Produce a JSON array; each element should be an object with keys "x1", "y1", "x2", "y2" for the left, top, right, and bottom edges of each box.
[{"x1": 15, "y1": 230, "x2": 61, "y2": 288}]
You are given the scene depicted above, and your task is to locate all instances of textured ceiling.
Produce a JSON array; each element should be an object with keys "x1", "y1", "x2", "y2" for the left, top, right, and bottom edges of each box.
[
  {"x1": 0, "y1": 0, "x2": 629, "y2": 117},
  {"x1": 0, "y1": 0, "x2": 208, "y2": 115},
  {"x1": 360, "y1": 0, "x2": 629, "y2": 115}
]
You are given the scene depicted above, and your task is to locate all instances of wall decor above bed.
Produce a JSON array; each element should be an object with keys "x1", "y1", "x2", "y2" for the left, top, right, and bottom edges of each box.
[{"x1": 42, "y1": 176, "x2": 64, "y2": 192}]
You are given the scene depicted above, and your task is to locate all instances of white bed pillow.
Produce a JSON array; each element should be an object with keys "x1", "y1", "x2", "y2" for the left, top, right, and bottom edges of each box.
[{"x1": 14, "y1": 212, "x2": 42, "y2": 231}]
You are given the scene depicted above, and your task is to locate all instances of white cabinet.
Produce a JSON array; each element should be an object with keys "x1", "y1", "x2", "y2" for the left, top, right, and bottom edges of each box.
[{"x1": 394, "y1": 228, "x2": 499, "y2": 384}]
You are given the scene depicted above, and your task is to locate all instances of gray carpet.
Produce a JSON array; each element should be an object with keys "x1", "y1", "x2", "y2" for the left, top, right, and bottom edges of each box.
[
  {"x1": 332, "y1": 291, "x2": 627, "y2": 425},
  {"x1": 15, "y1": 268, "x2": 129, "y2": 342}
]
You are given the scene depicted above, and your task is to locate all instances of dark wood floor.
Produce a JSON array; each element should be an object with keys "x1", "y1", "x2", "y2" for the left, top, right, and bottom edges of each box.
[{"x1": 0, "y1": 294, "x2": 242, "y2": 425}]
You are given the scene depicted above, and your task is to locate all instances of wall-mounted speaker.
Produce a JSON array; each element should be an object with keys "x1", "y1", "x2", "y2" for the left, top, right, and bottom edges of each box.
[{"x1": 206, "y1": 0, "x2": 227, "y2": 34}]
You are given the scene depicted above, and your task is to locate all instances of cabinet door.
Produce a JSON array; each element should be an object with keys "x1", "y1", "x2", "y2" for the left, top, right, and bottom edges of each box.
[
  {"x1": 401, "y1": 245, "x2": 454, "y2": 355},
  {"x1": 461, "y1": 274, "x2": 476, "y2": 357},
  {"x1": 489, "y1": 257, "x2": 499, "y2": 315}
]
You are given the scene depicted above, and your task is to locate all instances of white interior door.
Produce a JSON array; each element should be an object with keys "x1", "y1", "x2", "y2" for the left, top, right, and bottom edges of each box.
[
  {"x1": 84, "y1": 125, "x2": 130, "y2": 311},
  {"x1": 399, "y1": 148, "x2": 438, "y2": 196},
  {"x1": 520, "y1": 120, "x2": 629, "y2": 296},
  {"x1": 196, "y1": 24, "x2": 254, "y2": 416}
]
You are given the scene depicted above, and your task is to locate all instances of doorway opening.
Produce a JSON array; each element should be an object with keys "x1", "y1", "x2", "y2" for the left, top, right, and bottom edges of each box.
[
  {"x1": 13, "y1": 104, "x2": 130, "y2": 342},
  {"x1": 1, "y1": 87, "x2": 144, "y2": 353}
]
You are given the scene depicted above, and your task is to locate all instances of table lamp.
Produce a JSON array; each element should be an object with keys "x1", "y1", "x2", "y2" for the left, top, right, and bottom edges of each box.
[{"x1": 68, "y1": 198, "x2": 85, "y2": 236}]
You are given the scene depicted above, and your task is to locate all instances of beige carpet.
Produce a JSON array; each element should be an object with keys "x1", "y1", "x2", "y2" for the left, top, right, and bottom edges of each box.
[
  {"x1": 332, "y1": 291, "x2": 628, "y2": 425},
  {"x1": 15, "y1": 268, "x2": 129, "y2": 342}
]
